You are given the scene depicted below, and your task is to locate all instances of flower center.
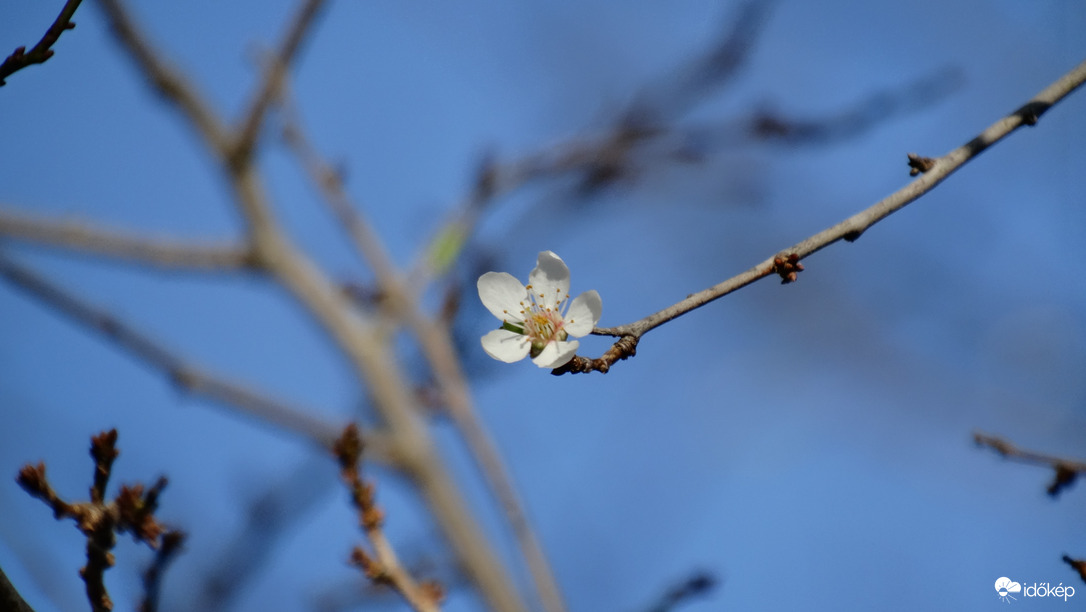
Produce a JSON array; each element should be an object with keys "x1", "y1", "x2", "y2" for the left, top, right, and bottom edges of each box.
[{"x1": 517, "y1": 284, "x2": 569, "y2": 357}]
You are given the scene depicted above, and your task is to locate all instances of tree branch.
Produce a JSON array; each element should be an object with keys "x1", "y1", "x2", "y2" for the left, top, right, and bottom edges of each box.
[
  {"x1": 555, "y1": 57, "x2": 1086, "y2": 375},
  {"x1": 335, "y1": 425, "x2": 444, "y2": 612},
  {"x1": 0, "y1": 566, "x2": 36, "y2": 612},
  {"x1": 231, "y1": 0, "x2": 327, "y2": 166},
  {"x1": 0, "y1": 249, "x2": 369, "y2": 456},
  {"x1": 0, "y1": 0, "x2": 83, "y2": 87},
  {"x1": 98, "y1": 3, "x2": 532, "y2": 608},
  {"x1": 98, "y1": 0, "x2": 232, "y2": 155},
  {"x1": 282, "y1": 102, "x2": 568, "y2": 612},
  {"x1": 0, "y1": 208, "x2": 253, "y2": 271},
  {"x1": 974, "y1": 432, "x2": 1086, "y2": 498}
]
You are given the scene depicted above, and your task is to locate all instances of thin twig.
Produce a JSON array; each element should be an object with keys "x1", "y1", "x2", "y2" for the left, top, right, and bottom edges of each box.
[
  {"x1": 643, "y1": 571, "x2": 718, "y2": 612},
  {"x1": 0, "y1": 0, "x2": 83, "y2": 86},
  {"x1": 0, "y1": 566, "x2": 37, "y2": 612},
  {"x1": 335, "y1": 425, "x2": 443, "y2": 612},
  {"x1": 555, "y1": 58, "x2": 1086, "y2": 375},
  {"x1": 231, "y1": 0, "x2": 326, "y2": 165},
  {"x1": 98, "y1": 0, "x2": 231, "y2": 154},
  {"x1": 0, "y1": 208, "x2": 253, "y2": 270},
  {"x1": 282, "y1": 103, "x2": 568, "y2": 612},
  {"x1": 17, "y1": 430, "x2": 178, "y2": 612},
  {"x1": 98, "y1": 2, "x2": 531, "y2": 608},
  {"x1": 0, "y1": 250, "x2": 364, "y2": 455},
  {"x1": 139, "y1": 530, "x2": 186, "y2": 612},
  {"x1": 1063, "y1": 555, "x2": 1086, "y2": 584},
  {"x1": 280, "y1": 107, "x2": 399, "y2": 291},
  {"x1": 974, "y1": 432, "x2": 1086, "y2": 497}
]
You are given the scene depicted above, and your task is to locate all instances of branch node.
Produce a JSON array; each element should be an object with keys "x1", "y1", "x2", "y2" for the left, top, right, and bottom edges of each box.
[
  {"x1": 772, "y1": 253, "x2": 804, "y2": 284},
  {"x1": 552, "y1": 335, "x2": 639, "y2": 375},
  {"x1": 906, "y1": 152, "x2": 936, "y2": 176}
]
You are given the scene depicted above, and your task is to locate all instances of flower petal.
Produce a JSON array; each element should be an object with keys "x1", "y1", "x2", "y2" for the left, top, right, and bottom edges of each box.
[
  {"x1": 531, "y1": 339, "x2": 579, "y2": 368},
  {"x1": 563, "y1": 290, "x2": 602, "y2": 337},
  {"x1": 481, "y1": 329, "x2": 531, "y2": 363},
  {"x1": 528, "y1": 251, "x2": 570, "y2": 307},
  {"x1": 477, "y1": 272, "x2": 527, "y2": 323}
]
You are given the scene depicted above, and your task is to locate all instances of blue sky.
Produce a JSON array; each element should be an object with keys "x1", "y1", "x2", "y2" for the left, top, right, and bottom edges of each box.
[{"x1": 2, "y1": 1, "x2": 1085, "y2": 611}]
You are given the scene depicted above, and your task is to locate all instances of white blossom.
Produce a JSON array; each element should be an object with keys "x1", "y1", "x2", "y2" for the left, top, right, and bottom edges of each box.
[{"x1": 477, "y1": 251, "x2": 602, "y2": 368}]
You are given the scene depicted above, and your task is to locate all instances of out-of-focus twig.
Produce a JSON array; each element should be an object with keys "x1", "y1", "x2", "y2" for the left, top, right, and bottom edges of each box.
[
  {"x1": 188, "y1": 456, "x2": 335, "y2": 611},
  {"x1": 974, "y1": 432, "x2": 1086, "y2": 498},
  {"x1": 0, "y1": 208, "x2": 253, "y2": 271},
  {"x1": 0, "y1": 566, "x2": 37, "y2": 612},
  {"x1": 282, "y1": 99, "x2": 568, "y2": 612},
  {"x1": 643, "y1": 571, "x2": 718, "y2": 612},
  {"x1": 556, "y1": 58, "x2": 1086, "y2": 375},
  {"x1": 98, "y1": 2, "x2": 530, "y2": 609},
  {"x1": 0, "y1": 250, "x2": 362, "y2": 454},
  {"x1": 0, "y1": 0, "x2": 83, "y2": 87},
  {"x1": 98, "y1": 0, "x2": 230, "y2": 153},
  {"x1": 280, "y1": 104, "x2": 399, "y2": 292},
  {"x1": 139, "y1": 530, "x2": 186, "y2": 612},
  {"x1": 1063, "y1": 555, "x2": 1086, "y2": 584},
  {"x1": 335, "y1": 424, "x2": 444, "y2": 612},
  {"x1": 231, "y1": 0, "x2": 326, "y2": 165},
  {"x1": 17, "y1": 429, "x2": 177, "y2": 612},
  {"x1": 409, "y1": 4, "x2": 957, "y2": 292},
  {"x1": 628, "y1": 0, "x2": 772, "y2": 121}
]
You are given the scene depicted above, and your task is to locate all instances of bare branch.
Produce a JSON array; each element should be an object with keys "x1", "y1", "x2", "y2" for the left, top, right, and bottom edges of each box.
[
  {"x1": 18, "y1": 430, "x2": 178, "y2": 612},
  {"x1": 282, "y1": 101, "x2": 567, "y2": 612},
  {"x1": 335, "y1": 425, "x2": 443, "y2": 612},
  {"x1": 139, "y1": 530, "x2": 186, "y2": 612},
  {"x1": 0, "y1": 250, "x2": 362, "y2": 454},
  {"x1": 0, "y1": 0, "x2": 83, "y2": 87},
  {"x1": 0, "y1": 208, "x2": 253, "y2": 271},
  {"x1": 0, "y1": 566, "x2": 37, "y2": 612},
  {"x1": 98, "y1": 0, "x2": 232, "y2": 155},
  {"x1": 629, "y1": 0, "x2": 773, "y2": 121},
  {"x1": 280, "y1": 104, "x2": 400, "y2": 292},
  {"x1": 232, "y1": 0, "x2": 327, "y2": 165},
  {"x1": 189, "y1": 456, "x2": 334, "y2": 610},
  {"x1": 411, "y1": 57, "x2": 955, "y2": 293},
  {"x1": 642, "y1": 571, "x2": 718, "y2": 612},
  {"x1": 1063, "y1": 555, "x2": 1086, "y2": 584},
  {"x1": 974, "y1": 432, "x2": 1086, "y2": 498},
  {"x1": 101, "y1": 5, "x2": 531, "y2": 608},
  {"x1": 555, "y1": 58, "x2": 1086, "y2": 375}
]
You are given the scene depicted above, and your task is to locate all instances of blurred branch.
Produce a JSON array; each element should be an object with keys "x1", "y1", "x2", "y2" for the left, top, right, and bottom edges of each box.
[
  {"x1": 0, "y1": 208, "x2": 253, "y2": 270},
  {"x1": 335, "y1": 425, "x2": 444, "y2": 612},
  {"x1": 140, "y1": 530, "x2": 186, "y2": 612},
  {"x1": 408, "y1": 2, "x2": 775, "y2": 285},
  {"x1": 974, "y1": 432, "x2": 1086, "y2": 498},
  {"x1": 642, "y1": 571, "x2": 718, "y2": 612},
  {"x1": 673, "y1": 67, "x2": 963, "y2": 151},
  {"x1": 410, "y1": 9, "x2": 956, "y2": 290},
  {"x1": 1064, "y1": 555, "x2": 1086, "y2": 584},
  {"x1": 98, "y1": 0, "x2": 231, "y2": 154},
  {"x1": 628, "y1": 0, "x2": 772, "y2": 121},
  {"x1": 186, "y1": 456, "x2": 335, "y2": 612},
  {"x1": 16, "y1": 429, "x2": 176, "y2": 612},
  {"x1": 282, "y1": 93, "x2": 568, "y2": 612},
  {"x1": 555, "y1": 57, "x2": 1086, "y2": 375},
  {"x1": 280, "y1": 100, "x2": 399, "y2": 291},
  {"x1": 232, "y1": 0, "x2": 326, "y2": 166},
  {"x1": 0, "y1": 0, "x2": 83, "y2": 87},
  {"x1": 0, "y1": 250, "x2": 365, "y2": 455},
  {"x1": 0, "y1": 566, "x2": 37, "y2": 612},
  {"x1": 98, "y1": 2, "x2": 531, "y2": 610}
]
